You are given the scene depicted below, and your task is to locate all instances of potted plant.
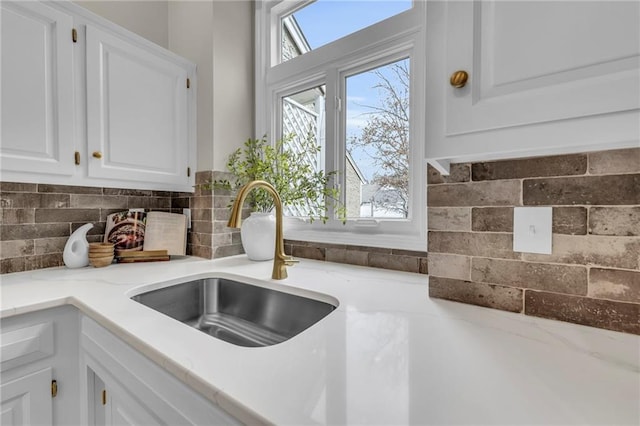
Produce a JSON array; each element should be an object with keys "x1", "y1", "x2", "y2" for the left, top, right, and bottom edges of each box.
[{"x1": 207, "y1": 134, "x2": 345, "y2": 260}]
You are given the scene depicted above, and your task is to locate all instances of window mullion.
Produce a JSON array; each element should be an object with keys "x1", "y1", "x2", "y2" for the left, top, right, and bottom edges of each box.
[{"x1": 323, "y1": 67, "x2": 340, "y2": 224}]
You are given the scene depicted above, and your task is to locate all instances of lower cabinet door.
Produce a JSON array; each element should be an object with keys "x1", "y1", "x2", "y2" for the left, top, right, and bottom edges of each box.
[
  {"x1": 81, "y1": 316, "x2": 242, "y2": 426},
  {"x1": 0, "y1": 368, "x2": 53, "y2": 426},
  {"x1": 90, "y1": 369, "x2": 164, "y2": 426}
]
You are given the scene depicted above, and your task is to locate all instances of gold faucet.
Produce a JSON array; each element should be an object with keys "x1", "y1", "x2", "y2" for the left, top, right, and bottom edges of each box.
[{"x1": 227, "y1": 180, "x2": 299, "y2": 279}]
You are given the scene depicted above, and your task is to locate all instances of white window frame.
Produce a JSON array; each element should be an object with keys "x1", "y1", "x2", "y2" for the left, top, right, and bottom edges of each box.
[{"x1": 255, "y1": 0, "x2": 427, "y2": 251}]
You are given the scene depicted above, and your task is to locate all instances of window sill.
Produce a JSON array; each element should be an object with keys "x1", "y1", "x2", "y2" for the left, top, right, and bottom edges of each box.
[{"x1": 284, "y1": 226, "x2": 427, "y2": 252}]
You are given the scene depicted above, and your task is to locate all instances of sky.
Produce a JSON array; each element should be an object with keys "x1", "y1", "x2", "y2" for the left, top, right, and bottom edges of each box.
[{"x1": 292, "y1": 0, "x2": 412, "y2": 183}]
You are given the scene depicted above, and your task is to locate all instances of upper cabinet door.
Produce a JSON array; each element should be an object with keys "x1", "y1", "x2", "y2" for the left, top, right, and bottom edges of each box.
[
  {"x1": 0, "y1": 1, "x2": 75, "y2": 176},
  {"x1": 426, "y1": 1, "x2": 640, "y2": 171},
  {"x1": 85, "y1": 25, "x2": 191, "y2": 188}
]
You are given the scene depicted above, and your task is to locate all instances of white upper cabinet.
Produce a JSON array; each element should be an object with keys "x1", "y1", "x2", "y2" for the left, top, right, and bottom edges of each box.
[
  {"x1": 0, "y1": 1, "x2": 196, "y2": 192},
  {"x1": 426, "y1": 0, "x2": 640, "y2": 173},
  {"x1": 86, "y1": 25, "x2": 190, "y2": 188},
  {"x1": 0, "y1": 1, "x2": 75, "y2": 177}
]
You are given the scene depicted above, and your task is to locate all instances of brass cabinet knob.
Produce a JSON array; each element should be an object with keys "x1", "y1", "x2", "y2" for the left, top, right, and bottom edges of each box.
[
  {"x1": 450, "y1": 70, "x2": 469, "y2": 88},
  {"x1": 92, "y1": 151, "x2": 103, "y2": 159}
]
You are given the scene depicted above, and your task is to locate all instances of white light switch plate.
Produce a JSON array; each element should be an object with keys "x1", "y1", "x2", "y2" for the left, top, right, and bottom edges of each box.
[{"x1": 513, "y1": 207, "x2": 552, "y2": 254}]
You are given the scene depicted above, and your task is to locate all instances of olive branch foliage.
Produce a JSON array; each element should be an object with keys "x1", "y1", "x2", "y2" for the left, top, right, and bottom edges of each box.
[{"x1": 204, "y1": 134, "x2": 346, "y2": 224}]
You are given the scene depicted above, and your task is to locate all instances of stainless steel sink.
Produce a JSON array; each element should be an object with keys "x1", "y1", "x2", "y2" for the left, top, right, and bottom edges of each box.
[{"x1": 131, "y1": 277, "x2": 336, "y2": 347}]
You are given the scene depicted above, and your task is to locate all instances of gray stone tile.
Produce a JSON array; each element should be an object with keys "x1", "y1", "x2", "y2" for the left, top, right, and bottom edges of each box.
[
  {"x1": 428, "y1": 207, "x2": 471, "y2": 231},
  {"x1": 193, "y1": 209, "x2": 212, "y2": 222},
  {"x1": 212, "y1": 233, "x2": 232, "y2": 247},
  {"x1": 522, "y1": 234, "x2": 640, "y2": 270},
  {"x1": 70, "y1": 195, "x2": 128, "y2": 209},
  {"x1": 427, "y1": 253, "x2": 471, "y2": 281},
  {"x1": 589, "y1": 207, "x2": 640, "y2": 236},
  {"x1": 1, "y1": 257, "x2": 25, "y2": 274},
  {"x1": 589, "y1": 268, "x2": 640, "y2": 303},
  {"x1": 213, "y1": 244, "x2": 244, "y2": 259},
  {"x1": 369, "y1": 253, "x2": 420, "y2": 273},
  {"x1": 193, "y1": 196, "x2": 213, "y2": 210},
  {"x1": 127, "y1": 196, "x2": 170, "y2": 210},
  {"x1": 588, "y1": 148, "x2": 640, "y2": 175},
  {"x1": 523, "y1": 174, "x2": 640, "y2": 205},
  {"x1": 35, "y1": 208, "x2": 100, "y2": 223},
  {"x1": 471, "y1": 258, "x2": 587, "y2": 295},
  {"x1": 292, "y1": 245, "x2": 325, "y2": 261},
  {"x1": 419, "y1": 257, "x2": 428, "y2": 274},
  {"x1": 525, "y1": 290, "x2": 639, "y2": 335},
  {"x1": 192, "y1": 245, "x2": 213, "y2": 259},
  {"x1": 195, "y1": 170, "x2": 214, "y2": 185},
  {"x1": 472, "y1": 207, "x2": 513, "y2": 232},
  {"x1": 428, "y1": 231, "x2": 520, "y2": 259},
  {"x1": 214, "y1": 195, "x2": 234, "y2": 209},
  {"x1": 1, "y1": 224, "x2": 70, "y2": 241},
  {"x1": 345, "y1": 245, "x2": 390, "y2": 254},
  {"x1": 191, "y1": 220, "x2": 212, "y2": 234},
  {"x1": 326, "y1": 248, "x2": 368, "y2": 266},
  {"x1": 38, "y1": 184, "x2": 102, "y2": 194},
  {"x1": 472, "y1": 154, "x2": 587, "y2": 181},
  {"x1": 0, "y1": 182, "x2": 37, "y2": 192},
  {"x1": 429, "y1": 276, "x2": 523, "y2": 313},
  {"x1": 392, "y1": 248, "x2": 428, "y2": 257},
  {"x1": 0, "y1": 209, "x2": 35, "y2": 224},
  {"x1": 34, "y1": 237, "x2": 68, "y2": 255},
  {"x1": 171, "y1": 197, "x2": 190, "y2": 209},
  {"x1": 428, "y1": 180, "x2": 521, "y2": 207},
  {"x1": 427, "y1": 163, "x2": 470, "y2": 184},
  {"x1": 103, "y1": 188, "x2": 152, "y2": 196},
  {"x1": 553, "y1": 207, "x2": 587, "y2": 235},
  {"x1": 1, "y1": 240, "x2": 34, "y2": 258},
  {"x1": 1, "y1": 193, "x2": 69, "y2": 209}
]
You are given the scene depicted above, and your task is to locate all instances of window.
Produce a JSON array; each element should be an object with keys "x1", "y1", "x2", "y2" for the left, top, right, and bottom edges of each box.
[
  {"x1": 256, "y1": 0, "x2": 426, "y2": 251},
  {"x1": 280, "y1": 0, "x2": 412, "y2": 63},
  {"x1": 346, "y1": 58, "x2": 410, "y2": 219}
]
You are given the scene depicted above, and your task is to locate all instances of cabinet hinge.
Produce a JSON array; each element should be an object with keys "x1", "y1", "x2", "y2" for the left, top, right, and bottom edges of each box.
[
  {"x1": 102, "y1": 389, "x2": 107, "y2": 405},
  {"x1": 72, "y1": 28, "x2": 77, "y2": 43},
  {"x1": 186, "y1": 78, "x2": 191, "y2": 89},
  {"x1": 187, "y1": 167, "x2": 191, "y2": 177},
  {"x1": 51, "y1": 380, "x2": 58, "y2": 398},
  {"x1": 74, "y1": 151, "x2": 80, "y2": 165}
]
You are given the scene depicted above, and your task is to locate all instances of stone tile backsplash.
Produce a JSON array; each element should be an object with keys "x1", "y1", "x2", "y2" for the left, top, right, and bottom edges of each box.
[
  {"x1": 284, "y1": 240, "x2": 428, "y2": 274},
  {"x1": 2, "y1": 147, "x2": 638, "y2": 335},
  {"x1": 0, "y1": 182, "x2": 175, "y2": 273},
  {"x1": 427, "y1": 147, "x2": 640, "y2": 335}
]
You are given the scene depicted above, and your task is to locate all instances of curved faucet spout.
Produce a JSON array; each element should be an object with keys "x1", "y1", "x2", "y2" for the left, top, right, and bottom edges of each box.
[{"x1": 227, "y1": 180, "x2": 298, "y2": 279}]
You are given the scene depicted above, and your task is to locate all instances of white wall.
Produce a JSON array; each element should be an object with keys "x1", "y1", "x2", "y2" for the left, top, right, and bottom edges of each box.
[
  {"x1": 168, "y1": 1, "x2": 215, "y2": 171},
  {"x1": 74, "y1": 1, "x2": 169, "y2": 48},
  {"x1": 211, "y1": 1, "x2": 254, "y2": 172}
]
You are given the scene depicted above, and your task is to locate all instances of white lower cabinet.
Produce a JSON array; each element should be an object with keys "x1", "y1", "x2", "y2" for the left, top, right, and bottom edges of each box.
[
  {"x1": 0, "y1": 307, "x2": 80, "y2": 426},
  {"x1": 1, "y1": 307, "x2": 241, "y2": 425},
  {"x1": 80, "y1": 315, "x2": 241, "y2": 426}
]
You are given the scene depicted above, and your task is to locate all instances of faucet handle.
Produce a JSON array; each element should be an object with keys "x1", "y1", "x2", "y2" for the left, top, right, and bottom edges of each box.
[{"x1": 284, "y1": 256, "x2": 299, "y2": 266}]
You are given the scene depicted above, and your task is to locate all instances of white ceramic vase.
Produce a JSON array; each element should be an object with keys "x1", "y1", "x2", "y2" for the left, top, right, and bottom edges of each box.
[
  {"x1": 63, "y1": 223, "x2": 94, "y2": 268},
  {"x1": 241, "y1": 212, "x2": 276, "y2": 261}
]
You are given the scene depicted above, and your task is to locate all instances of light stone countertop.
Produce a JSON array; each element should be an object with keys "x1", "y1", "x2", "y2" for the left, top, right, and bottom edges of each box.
[{"x1": 1, "y1": 256, "x2": 639, "y2": 425}]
